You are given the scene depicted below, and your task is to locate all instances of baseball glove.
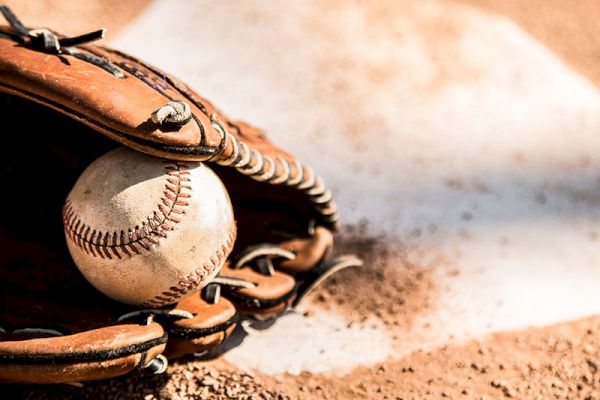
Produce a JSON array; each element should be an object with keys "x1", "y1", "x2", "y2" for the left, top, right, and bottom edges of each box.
[{"x1": 0, "y1": 5, "x2": 361, "y2": 383}]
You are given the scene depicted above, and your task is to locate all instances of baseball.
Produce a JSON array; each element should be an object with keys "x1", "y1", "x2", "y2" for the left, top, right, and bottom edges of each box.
[{"x1": 62, "y1": 147, "x2": 236, "y2": 307}]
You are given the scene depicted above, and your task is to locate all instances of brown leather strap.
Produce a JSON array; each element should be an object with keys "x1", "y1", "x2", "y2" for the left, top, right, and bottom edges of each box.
[{"x1": 0, "y1": 323, "x2": 167, "y2": 383}]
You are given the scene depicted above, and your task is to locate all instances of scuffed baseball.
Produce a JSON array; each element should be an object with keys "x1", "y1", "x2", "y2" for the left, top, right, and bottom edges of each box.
[{"x1": 63, "y1": 147, "x2": 236, "y2": 307}]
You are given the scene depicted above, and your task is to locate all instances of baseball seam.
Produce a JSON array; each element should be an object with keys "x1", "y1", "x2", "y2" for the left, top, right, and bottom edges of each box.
[
  {"x1": 141, "y1": 228, "x2": 237, "y2": 308},
  {"x1": 62, "y1": 161, "x2": 191, "y2": 259}
]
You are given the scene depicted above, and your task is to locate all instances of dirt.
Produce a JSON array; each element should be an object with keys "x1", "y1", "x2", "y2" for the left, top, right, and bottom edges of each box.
[
  {"x1": 456, "y1": 0, "x2": 600, "y2": 88},
  {"x1": 317, "y1": 226, "x2": 438, "y2": 332},
  {"x1": 4, "y1": 359, "x2": 287, "y2": 400},
  {"x1": 277, "y1": 315, "x2": 600, "y2": 399}
]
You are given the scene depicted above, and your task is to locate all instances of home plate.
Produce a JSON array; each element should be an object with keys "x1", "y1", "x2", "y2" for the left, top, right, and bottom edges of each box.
[{"x1": 112, "y1": 0, "x2": 600, "y2": 377}]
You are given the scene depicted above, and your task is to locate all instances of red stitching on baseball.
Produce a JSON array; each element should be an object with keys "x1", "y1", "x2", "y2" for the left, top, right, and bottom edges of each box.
[
  {"x1": 63, "y1": 161, "x2": 191, "y2": 259},
  {"x1": 140, "y1": 228, "x2": 237, "y2": 308}
]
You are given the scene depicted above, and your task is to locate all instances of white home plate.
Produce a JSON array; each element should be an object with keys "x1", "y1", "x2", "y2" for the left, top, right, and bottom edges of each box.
[
  {"x1": 225, "y1": 309, "x2": 392, "y2": 376},
  {"x1": 112, "y1": 0, "x2": 600, "y2": 375}
]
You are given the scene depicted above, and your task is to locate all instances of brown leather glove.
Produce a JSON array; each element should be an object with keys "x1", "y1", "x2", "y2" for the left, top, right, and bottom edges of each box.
[
  {"x1": 0, "y1": 99, "x2": 237, "y2": 382},
  {"x1": 0, "y1": 5, "x2": 360, "y2": 383}
]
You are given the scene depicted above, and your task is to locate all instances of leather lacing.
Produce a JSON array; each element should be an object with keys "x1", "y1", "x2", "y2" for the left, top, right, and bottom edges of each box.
[
  {"x1": 219, "y1": 243, "x2": 362, "y2": 309},
  {"x1": 151, "y1": 100, "x2": 192, "y2": 126},
  {"x1": 0, "y1": 5, "x2": 123, "y2": 77},
  {"x1": 209, "y1": 115, "x2": 339, "y2": 226}
]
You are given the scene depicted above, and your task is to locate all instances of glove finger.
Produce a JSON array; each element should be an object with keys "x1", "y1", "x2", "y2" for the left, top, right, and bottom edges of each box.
[
  {"x1": 159, "y1": 290, "x2": 238, "y2": 359},
  {"x1": 275, "y1": 227, "x2": 363, "y2": 306},
  {"x1": 277, "y1": 226, "x2": 333, "y2": 274},
  {"x1": 218, "y1": 264, "x2": 296, "y2": 319},
  {"x1": 0, "y1": 323, "x2": 166, "y2": 384}
]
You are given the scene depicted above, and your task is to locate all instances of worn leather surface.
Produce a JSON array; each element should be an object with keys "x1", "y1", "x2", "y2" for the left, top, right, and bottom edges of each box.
[
  {"x1": 0, "y1": 28, "x2": 217, "y2": 154},
  {"x1": 1, "y1": 347, "x2": 165, "y2": 384}
]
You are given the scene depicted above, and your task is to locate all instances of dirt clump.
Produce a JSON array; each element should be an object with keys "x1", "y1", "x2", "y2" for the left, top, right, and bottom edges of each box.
[{"x1": 314, "y1": 223, "x2": 438, "y2": 334}]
